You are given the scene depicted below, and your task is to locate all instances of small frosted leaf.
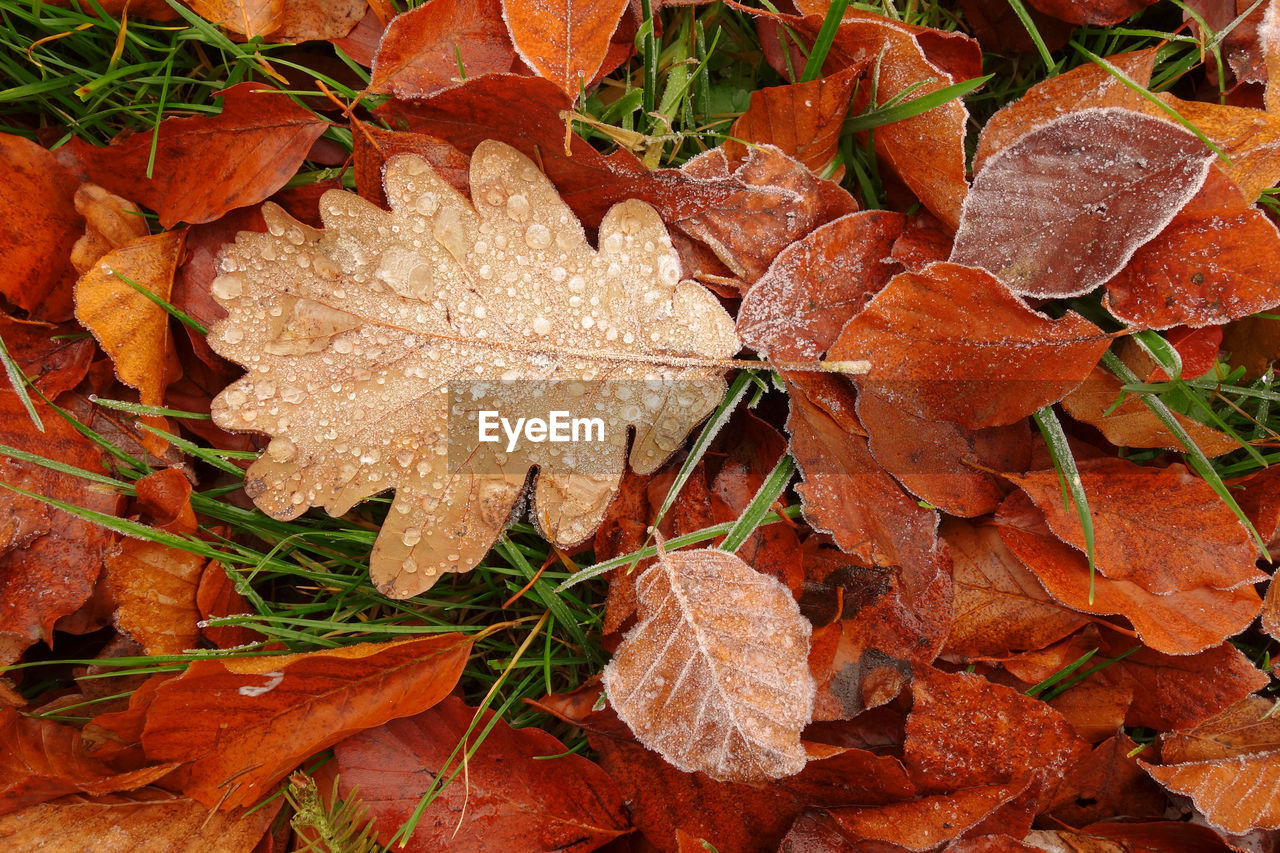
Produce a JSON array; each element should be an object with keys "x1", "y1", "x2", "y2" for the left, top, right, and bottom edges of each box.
[
  {"x1": 951, "y1": 107, "x2": 1214, "y2": 298},
  {"x1": 207, "y1": 141, "x2": 738, "y2": 598},
  {"x1": 602, "y1": 542, "x2": 815, "y2": 783}
]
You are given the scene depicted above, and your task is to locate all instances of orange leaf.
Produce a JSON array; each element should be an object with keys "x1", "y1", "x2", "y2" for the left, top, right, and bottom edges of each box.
[
  {"x1": 140, "y1": 634, "x2": 474, "y2": 808},
  {"x1": 61, "y1": 82, "x2": 328, "y2": 228},
  {"x1": 368, "y1": 0, "x2": 514, "y2": 99},
  {"x1": 1061, "y1": 368, "x2": 1239, "y2": 457},
  {"x1": 70, "y1": 184, "x2": 150, "y2": 275},
  {"x1": 0, "y1": 134, "x2": 81, "y2": 320},
  {"x1": 1143, "y1": 753, "x2": 1280, "y2": 834},
  {"x1": 724, "y1": 65, "x2": 863, "y2": 176},
  {"x1": 1104, "y1": 182, "x2": 1280, "y2": 330},
  {"x1": 1006, "y1": 458, "x2": 1266, "y2": 594},
  {"x1": 271, "y1": 0, "x2": 365, "y2": 42},
  {"x1": 953, "y1": 108, "x2": 1214, "y2": 299},
  {"x1": 1161, "y1": 696, "x2": 1280, "y2": 764},
  {"x1": 186, "y1": 0, "x2": 281, "y2": 37},
  {"x1": 75, "y1": 230, "x2": 184, "y2": 410},
  {"x1": 829, "y1": 262, "x2": 1110, "y2": 428},
  {"x1": 333, "y1": 695, "x2": 630, "y2": 850},
  {"x1": 941, "y1": 518, "x2": 1088, "y2": 659},
  {"x1": 1047, "y1": 734, "x2": 1166, "y2": 826},
  {"x1": 502, "y1": 0, "x2": 630, "y2": 97},
  {"x1": 0, "y1": 788, "x2": 278, "y2": 852},
  {"x1": 995, "y1": 490, "x2": 1262, "y2": 656},
  {"x1": 0, "y1": 707, "x2": 177, "y2": 815}
]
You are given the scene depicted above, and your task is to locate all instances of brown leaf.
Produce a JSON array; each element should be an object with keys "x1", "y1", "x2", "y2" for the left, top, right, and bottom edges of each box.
[
  {"x1": 1026, "y1": 821, "x2": 1233, "y2": 853},
  {"x1": 333, "y1": 695, "x2": 631, "y2": 850},
  {"x1": 602, "y1": 541, "x2": 814, "y2": 782},
  {"x1": 0, "y1": 707, "x2": 177, "y2": 815},
  {"x1": 210, "y1": 142, "x2": 737, "y2": 597},
  {"x1": 0, "y1": 788, "x2": 279, "y2": 852},
  {"x1": 0, "y1": 133, "x2": 81, "y2": 320},
  {"x1": 140, "y1": 634, "x2": 474, "y2": 808},
  {"x1": 1047, "y1": 734, "x2": 1167, "y2": 826},
  {"x1": 1161, "y1": 696, "x2": 1280, "y2": 764},
  {"x1": 1104, "y1": 178, "x2": 1280, "y2": 329},
  {"x1": 0, "y1": 393, "x2": 121, "y2": 666},
  {"x1": 1061, "y1": 367, "x2": 1239, "y2": 457},
  {"x1": 60, "y1": 82, "x2": 328, "y2": 228},
  {"x1": 195, "y1": 562, "x2": 263, "y2": 650},
  {"x1": 941, "y1": 518, "x2": 1088, "y2": 659},
  {"x1": 0, "y1": 313, "x2": 94, "y2": 399},
  {"x1": 952, "y1": 108, "x2": 1214, "y2": 298},
  {"x1": 995, "y1": 490, "x2": 1262, "y2": 656},
  {"x1": 860, "y1": 392, "x2": 1031, "y2": 518},
  {"x1": 532, "y1": 683, "x2": 916, "y2": 852},
  {"x1": 1006, "y1": 458, "x2": 1266, "y2": 594},
  {"x1": 737, "y1": 210, "x2": 906, "y2": 361},
  {"x1": 368, "y1": 0, "x2": 514, "y2": 99},
  {"x1": 75, "y1": 230, "x2": 184, "y2": 412},
  {"x1": 1027, "y1": 0, "x2": 1158, "y2": 25},
  {"x1": 906, "y1": 666, "x2": 1090, "y2": 806},
  {"x1": 272, "y1": 0, "x2": 365, "y2": 42},
  {"x1": 502, "y1": 0, "x2": 629, "y2": 97},
  {"x1": 829, "y1": 262, "x2": 1111, "y2": 429},
  {"x1": 724, "y1": 65, "x2": 863, "y2": 176}
]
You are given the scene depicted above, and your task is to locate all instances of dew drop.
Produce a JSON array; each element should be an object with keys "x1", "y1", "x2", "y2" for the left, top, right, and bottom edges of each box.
[
  {"x1": 567, "y1": 275, "x2": 586, "y2": 293},
  {"x1": 532, "y1": 316, "x2": 552, "y2": 336},
  {"x1": 506, "y1": 193, "x2": 530, "y2": 222},
  {"x1": 402, "y1": 528, "x2": 422, "y2": 547},
  {"x1": 524, "y1": 223, "x2": 552, "y2": 249},
  {"x1": 266, "y1": 437, "x2": 296, "y2": 462},
  {"x1": 221, "y1": 324, "x2": 245, "y2": 345},
  {"x1": 211, "y1": 274, "x2": 244, "y2": 300}
]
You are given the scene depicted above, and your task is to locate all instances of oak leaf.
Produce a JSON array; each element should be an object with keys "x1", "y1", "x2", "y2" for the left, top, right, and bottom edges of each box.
[
  {"x1": 951, "y1": 108, "x2": 1214, "y2": 299},
  {"x1": 333, "y1": 695, "x2": 630, "y2": 850},
  {"x1": 140, "y1": 634, "x2": 474, "y2": 808},
  {"x1": 209, "y1": 141, "x2": 737, "y2": 597},
  {"x1": 601, "y1": 540, "x2": 815, "y2": 782}
]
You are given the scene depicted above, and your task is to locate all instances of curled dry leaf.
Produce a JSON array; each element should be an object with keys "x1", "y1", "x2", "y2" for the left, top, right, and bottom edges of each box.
[
  {"x1": 140, "y1": 634, "x2": 474, "y2": 808},
  {"x1": 829, "y1": 261, "x2": 1111, "y2": 429},
  {"x1": 995, "y1": 491, "x2": 1262, "y2": 656},
  {"x1": 70, "y1": 184, "x2": 149, "y2": 275},
  {"x1": 209, "y1": 141, "x2": 738, "y2": 597},
  {"x1": 951, "y1": 108, "x2": 1214, "y2": 299},
  {"x1": 601, "y1": 540, "x2": 815, "y2": 783},
  {"x1": 502, "y1": 0, "x2": 630, "y2": 98},
  {"x1": 1006, "y1": 458, "x2": 1267, "y2": 594},
  {"x1": 333, "y1": 695, "x2": 630, "y2": 850}
]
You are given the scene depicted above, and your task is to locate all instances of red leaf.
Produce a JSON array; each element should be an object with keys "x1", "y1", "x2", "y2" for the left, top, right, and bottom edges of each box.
[
  {"x1": 1028, "y1": 0, "x2": 1159, "y2": 25},
  {"x1": 952, "y1": 108, "x2": 1213, "y2": 298},
  {"x1": 829, "y1": 262, "x2": 1110, "y2": 428},
  {"x1": 60, "y1": 83, "x2": 328, "y2": 228},
  {"x1": 140, "y1": 634, "x2": 474, "y2": 808},
  {"x1": 333, "y1": 695, "x2": 630, "y2": 850},
  {"x1": 368, "y1": 0, "x2": 514, "y2": 99}
]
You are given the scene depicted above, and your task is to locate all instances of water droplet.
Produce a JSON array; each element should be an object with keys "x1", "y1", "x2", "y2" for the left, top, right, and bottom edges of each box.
[
  {"x1": 402, "y1": 528, "x2": 422, "y2": 547},
  {"x1": 211, "y1": 274, "x2": 244, "y2": 300},
  {"x1": 506, "y1": 193, "x2": 530, "y2": 222},
  {"x1": 333, "y1": 338, "x2": 354, "y2": 354},
  {"x1": 266, "y1": 437, "x2": 296, "y2": 461},
  {"x1": 532, "y1": 316, "x2": 551, "y2": 336},
  {"x1": 221, "y1": 324, "x2": 245, "y2": 344},
  {"x1": 483, "y1": 186, "x2": 505, "y2": 206},
  {"x1": 524, "y1": 223, "x2": 552, "y2": 249}
]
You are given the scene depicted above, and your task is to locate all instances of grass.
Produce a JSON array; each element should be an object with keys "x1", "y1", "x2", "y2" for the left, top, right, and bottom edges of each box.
[{"x1": 4, "y1": 0, "x2": 1280, "y2": 845}]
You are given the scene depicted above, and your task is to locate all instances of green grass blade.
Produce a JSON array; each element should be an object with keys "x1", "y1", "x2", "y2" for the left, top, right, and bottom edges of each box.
[
  {"x1": 720, "y1": 453, "x2": 796, "y2": 553},
  {"x1": 1032, "y1": 406, "x2": 1097, "y2": 603}
]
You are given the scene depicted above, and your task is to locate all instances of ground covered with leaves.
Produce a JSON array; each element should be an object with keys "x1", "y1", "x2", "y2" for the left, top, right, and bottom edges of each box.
[{"x1": 4, "y1": 0, "x2": 1280, "y2": 850}]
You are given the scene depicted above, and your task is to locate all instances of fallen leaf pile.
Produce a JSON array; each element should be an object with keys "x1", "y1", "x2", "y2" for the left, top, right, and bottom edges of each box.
[{"x1": 6, "y1": 0, "x2": 1280, "y2": 851}]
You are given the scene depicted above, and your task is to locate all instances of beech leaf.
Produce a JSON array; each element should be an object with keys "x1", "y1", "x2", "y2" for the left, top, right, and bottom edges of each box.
[
  {"x1": 502, "y1": 0, "x2": 630, "y2": 98},
  {"x1": 601, "y1": 540, "x2": 815, "y2": 783},
  {"x1": 951, "y1": 107, "x2": 1214, "y2": 298},
  {"x1": 209, "y1": 141, "x2": 738, "y2": 597}
]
